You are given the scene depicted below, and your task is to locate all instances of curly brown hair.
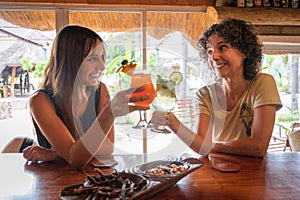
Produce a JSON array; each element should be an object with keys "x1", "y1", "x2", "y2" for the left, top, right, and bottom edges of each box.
[{"x1": 198, "y1": 18, "x2": 262, "y2": 80}]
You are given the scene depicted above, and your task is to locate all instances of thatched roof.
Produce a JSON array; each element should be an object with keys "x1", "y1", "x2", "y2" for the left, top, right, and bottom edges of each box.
[
  {"x1": 0, "y1": 6, "x2": 299, "y2": 54},
  {"x1": 0, "y1": 11, "x2": 211, "y2": 43},
  {"x1": 0, "y1": 31, "x2": 52, "y2": 73}
]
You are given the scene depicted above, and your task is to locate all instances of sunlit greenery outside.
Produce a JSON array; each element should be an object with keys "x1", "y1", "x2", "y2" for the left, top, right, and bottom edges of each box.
[{"x1": 262, "y1": 54, "x2": 299, "y2": 133}]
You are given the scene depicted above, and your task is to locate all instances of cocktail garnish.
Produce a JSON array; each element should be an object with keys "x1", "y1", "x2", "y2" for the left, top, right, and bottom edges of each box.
[
  {"x1": 169, "y1": 71, "x2": 183, "y2": 85},
  {"x1": 116, "y1": 59, "x2": 137, "y2": 75}
]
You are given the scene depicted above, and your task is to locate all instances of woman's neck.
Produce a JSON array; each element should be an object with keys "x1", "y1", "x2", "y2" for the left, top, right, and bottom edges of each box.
[
  {"x1": 225, "y1": 79, "x2": 248, "y2": 96},
  {"x1": 74, "y1": 88, "x2": 90, "y2": 118},
  {"x1": 218, "y1": 78, "x2": 249, "y2": 110}
]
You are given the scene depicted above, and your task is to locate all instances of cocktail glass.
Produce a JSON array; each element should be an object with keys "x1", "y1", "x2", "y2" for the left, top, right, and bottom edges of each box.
[
  {"x1": 130, "y1": 70, "x2": 155, "y2": 129},
  {"x1": 151, "y1": 76, "x2": 177, "y2": 133}
]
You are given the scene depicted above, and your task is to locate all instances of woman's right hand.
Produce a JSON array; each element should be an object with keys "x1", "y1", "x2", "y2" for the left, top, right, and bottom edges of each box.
[
  {"x1": 150, "y1": 111, "x2": 181, "y2": 132},
  {"x1": 110, "y1": 86, "x2": 150, "y2": 117}
]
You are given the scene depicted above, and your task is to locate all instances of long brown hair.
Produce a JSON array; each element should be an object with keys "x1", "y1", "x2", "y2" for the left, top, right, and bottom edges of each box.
[{"x1": 40, "y1": 25, "x2": 104, "y2": 139}]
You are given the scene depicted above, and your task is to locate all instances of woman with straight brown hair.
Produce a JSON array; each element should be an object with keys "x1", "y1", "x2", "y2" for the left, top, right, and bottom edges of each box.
[{"x1": 23, "y1": 25, "x2": 150, "y2": 169}]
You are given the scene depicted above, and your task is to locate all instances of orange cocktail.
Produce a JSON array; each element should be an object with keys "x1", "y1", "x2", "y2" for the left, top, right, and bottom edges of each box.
[{"x1": 130, "y1": 72, "x2": 155, "y2": 107}]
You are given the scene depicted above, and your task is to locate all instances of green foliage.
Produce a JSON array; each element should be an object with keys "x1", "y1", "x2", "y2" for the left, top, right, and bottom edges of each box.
[
  {"x1": 281, "y1": 55, "x2": 289, "y2": 65},
  {"x1": 275, "y1": 123, "x2": 291, "y2": 133},
  {"x1": 105, "y1": 45, "x2": 126, "y2": 69},
  {"x1": 21, "y1": 57, "x2": 46, "y2": 78},
  {"x1": 276, "y1": 106, "x2": 299, "y2": 135},
  {"x1": 124, "y1": 118, "x2": 134, "y2": 125},
  {"x1": 265, "y1": 55, "x2": 275, "y2": 65},
  {"x1": 105, "y1": 51, "x2": 136, "y2": 75},
  {"x1": 105, "y1": 56, "x2": 124, "y2": 75},
  {"x1": 33, "y1": 60, "x2": 46, "y2": 78},
  {"x1": 262, "y1": 54, "x2": 296, "y2": 94},
  {"x1": 274, "y1": 68, "x2": 283, "y2": 88},
  {"x1": 147, "y1": 53, "x2": 160, "y2": 75},
  {"x1": 21, "y1": 58, "x2": 32, "y2": 70},
  {"x1": 276, "y1": 113, "x2": 299, "y2": 122}
]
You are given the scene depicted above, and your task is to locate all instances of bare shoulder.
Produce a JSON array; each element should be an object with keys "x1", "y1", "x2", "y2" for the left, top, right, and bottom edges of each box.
[
  {"x1": 29, "y1": 91, "x2": 54, "y2": 111},
  {"x1": 98, "y1": 83, "x2": 111, "y2": 110},
  {"x1": 100, "y1": 82, "x2": 110, "y2": 100},
  {"x1": 29, "y1": 91, "x2": 49, "y2": 104},
  {"x1": 100, "y1": 82, "x2": 109, "y2": 94}
]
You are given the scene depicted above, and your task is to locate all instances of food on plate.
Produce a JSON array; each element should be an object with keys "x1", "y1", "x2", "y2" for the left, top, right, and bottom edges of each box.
[{"x1": 146, "y1": 163, "x2": 187, "y2": 175}]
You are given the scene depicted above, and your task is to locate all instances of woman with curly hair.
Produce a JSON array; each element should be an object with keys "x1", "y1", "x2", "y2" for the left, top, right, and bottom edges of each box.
[{"x1": 151, "y1": 18, "x2": 282, "y2": 157}]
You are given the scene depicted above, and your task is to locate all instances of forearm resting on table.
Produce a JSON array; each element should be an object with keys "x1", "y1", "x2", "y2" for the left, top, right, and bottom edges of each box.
[
  {"x1": 72, "y1": 103, "x2": 115, "y2": 169},
  {"x1": 170, "y1": 123, "x2": 213, "y2": 157},
  {"x1": 212, "y1": 140, "x2": 268, "y2": 157}
]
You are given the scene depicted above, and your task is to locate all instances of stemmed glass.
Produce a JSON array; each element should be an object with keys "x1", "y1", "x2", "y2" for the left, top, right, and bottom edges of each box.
[
  {"x1": 151, "y1": 76, "x2": 177, "y2": 133},
  {"x1": 129, "y1": 70, "x2": 155, "y2": 129}
]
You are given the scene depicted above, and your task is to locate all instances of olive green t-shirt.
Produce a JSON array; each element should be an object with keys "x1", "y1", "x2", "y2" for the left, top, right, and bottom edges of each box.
[{"x1": 195, "y1": 73, "x2": 282, "y2": 142}]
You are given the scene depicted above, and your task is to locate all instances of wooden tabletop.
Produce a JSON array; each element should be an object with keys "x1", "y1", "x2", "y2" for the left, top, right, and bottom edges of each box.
[{"x1": 0, "y1": 152, "x2": 299, "y2": 199}]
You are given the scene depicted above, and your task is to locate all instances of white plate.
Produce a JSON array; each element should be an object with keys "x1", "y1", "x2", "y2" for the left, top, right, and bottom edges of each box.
[{"x1": 134, "y1": 160, "x2": 190, "y2": 178}]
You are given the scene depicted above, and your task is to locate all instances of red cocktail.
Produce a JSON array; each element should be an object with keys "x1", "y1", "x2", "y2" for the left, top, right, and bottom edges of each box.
[
  {"x1": 130, "y1": 72, "x2": 155, "y2": 107},
  {"x1": 129, "y1": 70, "x2": 155, "y2": 129}
]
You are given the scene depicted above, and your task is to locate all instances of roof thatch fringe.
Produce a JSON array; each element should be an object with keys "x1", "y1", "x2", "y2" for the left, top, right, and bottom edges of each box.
[{"x1": 0, "y1": 11, "x2": 211, "y2": 43}]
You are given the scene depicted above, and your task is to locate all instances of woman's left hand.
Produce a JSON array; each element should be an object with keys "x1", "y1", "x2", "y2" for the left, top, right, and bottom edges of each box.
[
  {"x1": 150, "y1": 111, "x2": 181, "y2": 131},
  {"x1": 150, "y1": 110, "x2": 168, "y2": 128},
  {"x1": 23, "y1": 145, "x2": 60, "y2": 163},
  {"x1": 165, "y1": 111, "x2": 181, "y2": 131}
]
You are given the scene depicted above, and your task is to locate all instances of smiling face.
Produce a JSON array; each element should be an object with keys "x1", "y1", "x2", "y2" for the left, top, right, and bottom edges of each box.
[
  {"x1": 78, "y1": 40, "x2": 105, "y2": 87},
  {"x1": 206, "y1": 34, "x2": 246, "y2": 80}
]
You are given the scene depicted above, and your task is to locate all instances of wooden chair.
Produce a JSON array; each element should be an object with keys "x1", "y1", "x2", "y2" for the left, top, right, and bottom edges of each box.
[
  {"x1": 1, "y1": 136, "x2": 34, "y2": 153},
  {"x1": 174, "y1": 98, "x2": 196, "y2": 130},
  {"x1": 291, "y1": 122, "x2": 300, "y2": 131},
  {"x1": 284, "y1": 122, "x2": 300, "y2": 152},
  {"x1": 269, "y1": 122, "x2": 300, "y2": 152},
  {"x1": 268, "y1": 132, "x2": 285, "y2": 152},
  {"x1": 287, "y1": 128, "x2": 300, "y2": 152}
]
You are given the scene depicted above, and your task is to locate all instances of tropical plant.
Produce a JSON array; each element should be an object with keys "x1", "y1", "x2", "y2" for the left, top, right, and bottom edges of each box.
[{"x1": 21, "y1": 57, "x2": 46, "y2": 78}]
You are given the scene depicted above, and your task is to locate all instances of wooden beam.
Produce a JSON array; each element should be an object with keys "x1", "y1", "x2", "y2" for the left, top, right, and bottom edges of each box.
[
  {"x1": 260, "y1": 36, "x2": 300, "y2": 44},
  {"x1": 0, "y1": 28, "x2": 44, "y2": 46},
  {"x1": 0, "y1": 0, "x2": 215, "y2": 6},
  {"x1": 55, "y1": 8, "x2": 69, "y2": 32},
  {"x1": 255, "y1": 25, "x2": 300, "y2": 36},
  {"x1": 261, "y1": 35, "x2": 300, "y2": 54},
  {"x1": 206, "y1": 6, "x2": 300, "y2": 52},
  {"x1": 211, "y1": 6, "x2": 300, "y2": 26}
]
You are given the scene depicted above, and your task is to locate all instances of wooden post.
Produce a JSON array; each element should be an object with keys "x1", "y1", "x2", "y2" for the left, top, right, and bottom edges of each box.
[
  {"x1": 10, "y1": 66, "x2": 16, "y2": 97},
  {"x1": 2, "y1": 85, "x2": 8, "y2": 98}
]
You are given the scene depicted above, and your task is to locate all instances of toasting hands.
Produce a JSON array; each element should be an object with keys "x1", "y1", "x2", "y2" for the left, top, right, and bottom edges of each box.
[{"x1": 110, "y1": 86, "x2": 150, "y2": 117}]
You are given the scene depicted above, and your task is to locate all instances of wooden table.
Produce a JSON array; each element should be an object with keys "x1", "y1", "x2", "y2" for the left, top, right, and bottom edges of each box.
[{"x1": 0, "y1": 152, "x2": 299, "y2": 199}]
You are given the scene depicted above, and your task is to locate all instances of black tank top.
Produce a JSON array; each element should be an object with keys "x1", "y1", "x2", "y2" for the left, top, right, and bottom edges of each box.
[{"x1": 32, "y1": 85, "x2": 101, "y2": 149}]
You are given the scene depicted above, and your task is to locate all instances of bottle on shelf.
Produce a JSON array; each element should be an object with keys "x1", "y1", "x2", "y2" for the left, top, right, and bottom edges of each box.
[
  {"x1": 238, "y1": 0, "x2": 246, "y2": 7},
  {"x1": 254, "y1": 0, "x2": 262, "y2": 6},
  {"x1": 262, "y1": 0, "x2": 272, "y2": 6},
  {"x1": 246, "y1": 0, "x2": 254, "y2": 7}
]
